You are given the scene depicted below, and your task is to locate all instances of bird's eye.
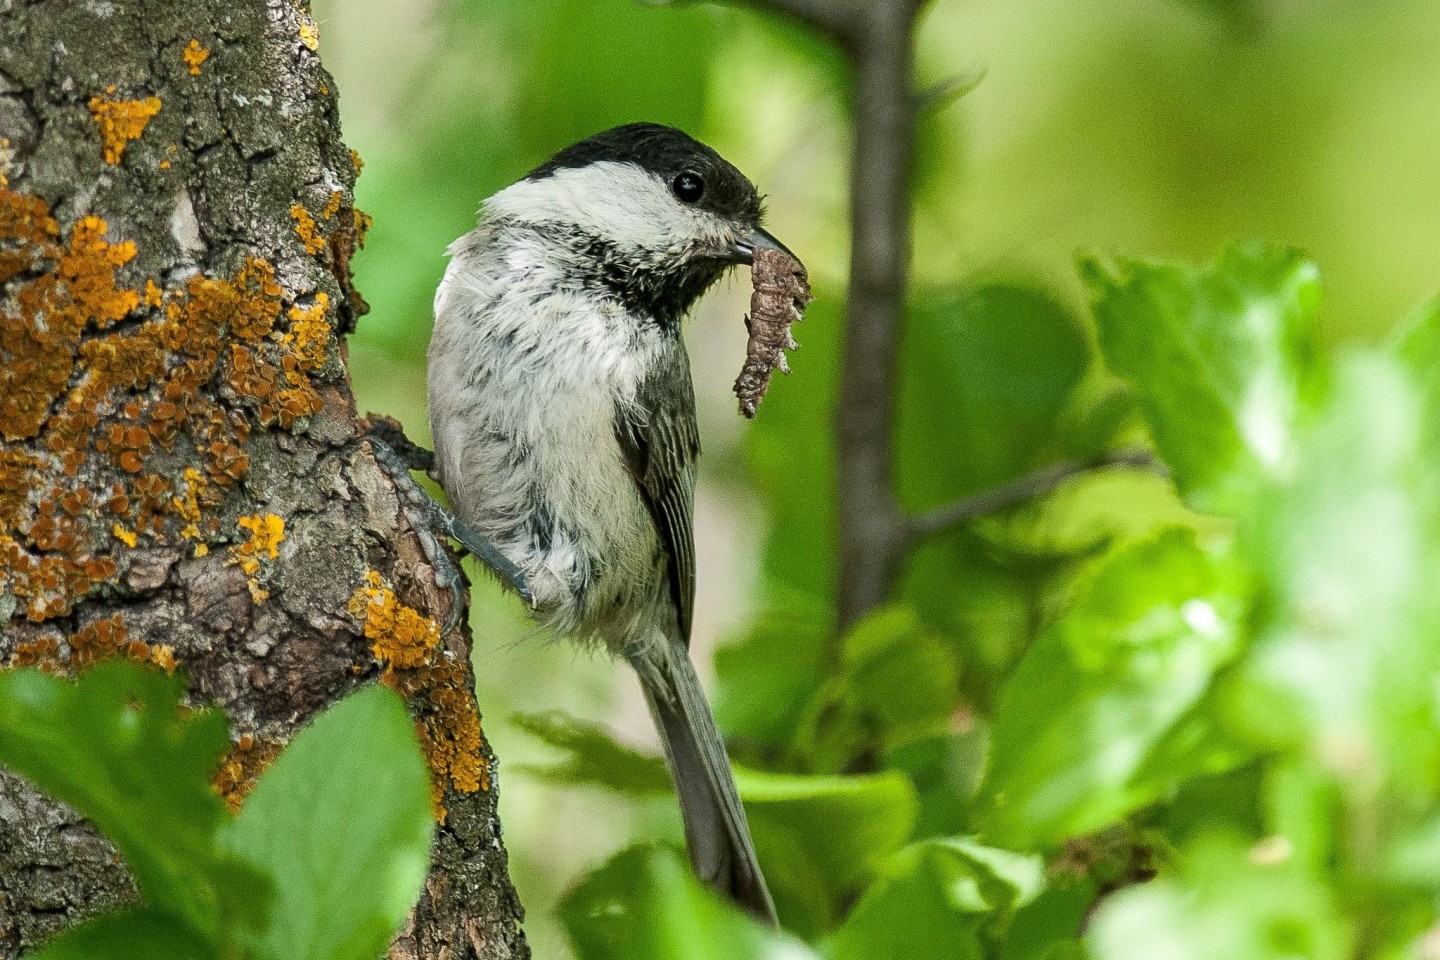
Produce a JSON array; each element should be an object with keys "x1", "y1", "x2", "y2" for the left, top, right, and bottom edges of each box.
[{"x1": 671, "y1": 171, "x2": 705, "y2": 204}]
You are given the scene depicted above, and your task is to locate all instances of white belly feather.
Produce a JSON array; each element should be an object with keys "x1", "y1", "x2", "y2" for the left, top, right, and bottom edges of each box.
[{"x1": 428, "y1": 228, "x2": 667, "y2": 639}]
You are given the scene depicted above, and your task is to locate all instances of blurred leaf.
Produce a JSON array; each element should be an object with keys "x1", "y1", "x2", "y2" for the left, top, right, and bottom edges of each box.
[
  {"x1": 885, "y1": 727, "x2": 989, "y2": 840},
  {"x1": 0, "y1": 663, "x2": 264, "y2": 940},
  {"x1": 511, "y1": 710, "x2": 673, "y2": 795},
  {"x1": 790, "y1": 605, "x2": 960, "y2": 771},
  {"x1": 715, "y1": 608, "x2": 832, "y2": 750},
  {"x1": 219, "y1": 685, "x2": 433, "y2": 960},
  {"x1": 747, "y1": 292, "x2": 843, "y2": 606},
  {"x1": 1087, "y1": 833, "x2": 1352, "y2": 960},
  {"x1": 1082, "y1": 244, "x2": 1320, "y2": 513},
  {"x1": 741, "y1": 766, "x2": 919, "y2": 904},
  {"x1": 830, "y1": 838, "x2": 1044, "y2": 960},
  {"x1": 898, "y1": 283, "x2": 1091, "y2": 511},
  {"x1": 1229, "y1": 353, "x2": 1440, "y2": 798},
  {"x1": 998, "y1": 876, "x2": 1100, "y2": 960},
  {"x1": 843, "y1": 605, "x2": 961, "y2": 740},
  {"x1": 27, "y1": 907, "x2": 212, "y2": 960},
  {"x1": 561, "y1": 845, "x2": 820, "y2": 960},
  {"x1": 979, "y1": 529, "x2": 1245, "y2": 846}
]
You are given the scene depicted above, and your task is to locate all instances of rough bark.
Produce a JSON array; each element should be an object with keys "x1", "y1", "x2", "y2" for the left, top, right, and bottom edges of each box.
[{"x1": 0, "y1": 2, "x2": 528, "y2": 957}]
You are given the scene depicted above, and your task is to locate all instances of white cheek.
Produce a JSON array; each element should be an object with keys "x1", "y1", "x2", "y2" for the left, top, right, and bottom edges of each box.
[{"x1": 483, "y1": 161, "x2": 730, "y2": 252}]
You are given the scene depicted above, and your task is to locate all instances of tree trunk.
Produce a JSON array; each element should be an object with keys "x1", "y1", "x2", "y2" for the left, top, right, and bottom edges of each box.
[{"x1": 0, "y1": 2, "x2": 528, "y2": 957}]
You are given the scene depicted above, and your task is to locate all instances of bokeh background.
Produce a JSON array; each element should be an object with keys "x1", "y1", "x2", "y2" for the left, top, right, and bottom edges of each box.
[{"x1": 309, "y1": 0, "x2": 1440, "y2": 955}]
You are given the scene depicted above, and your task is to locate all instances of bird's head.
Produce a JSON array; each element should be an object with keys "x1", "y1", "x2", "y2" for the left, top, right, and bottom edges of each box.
[{"x1": 481, "y1": 123, "x2": 791, "y2": 328}]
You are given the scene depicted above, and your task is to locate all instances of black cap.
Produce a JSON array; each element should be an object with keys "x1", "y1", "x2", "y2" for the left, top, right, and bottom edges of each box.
[{"x1": 525, "y1": 122, "x2": 763, "y2": 223}]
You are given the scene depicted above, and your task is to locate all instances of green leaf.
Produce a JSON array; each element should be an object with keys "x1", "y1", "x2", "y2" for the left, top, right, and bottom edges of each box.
[
  {"x1": 740, "y1": 766, "x2": 919, "y2": 905},
  {"x1": 510, "y1": 709, "x2": 673, "y2": 795},
  {"x1": 1230, "y1": 353, "x2": 1440, "y2": 797},
  {"x1": 1087, "y1": 833, "x2": 1352, "y2": 960},
  {"x1": 979, "y1": 529, "x2": 1245, "y2": 846},
  {"x1": 897, "y1": 283, "x2": 1092, "y2": 510},
  {"x1": 830, "y1": 838, "x2": 1044, "y2": 960},
  {"x1": 26, "y1": 907, "x2": 213, "y2": 960},
  {"x1": 789, "y1": 605, "x2": 961, "y2": 771},
  {"x1": 714, "y1": 609, "x2": 833, "y2": 749},
  {"x1": 219, "y1": 685, "x2": 433, "y2": 960},
  {"x1": 560, "y1": 845, "x2": 821, "y2": 960},
  {"x1": 0, "y1": 663, "x2": 262, "y2": 939},
  {"x1": 1083, "y1": 244, "x2": 1320, "y2": 513}
]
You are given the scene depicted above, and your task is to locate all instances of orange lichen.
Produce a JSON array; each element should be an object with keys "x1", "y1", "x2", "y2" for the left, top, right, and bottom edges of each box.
[
  {"x1": 298, "y1": 17, "x2": 320, "y2": 51},
  {"x1": 6, "y1": 635, "x2": 65, "y2": 673},
  {"x1": 0, "y1": 183, "x2": 343, "y2": 623},
  {"x1": 348, "y1": 570, "x2": 487, "y2": 821},
  {"x1": 182, "y1": 40, "x2": 210, "y2": 76},
  {"x1": 348, "y1": 570, "x2": 440, "y2": 670},
  {"x1": 388, "y1": 661, "x2": 491, "y2": 820},
  {"x1": 290, "y1": 203, "x2": 325, "y2": 256},
  {"x1": 228, "y1": 513, "x2": 284, "y2": 602},
  {"x1": 87, "y1": 91, "x2": 161, "y2": 164},
  {"x1": 214, "y1": 732, "x2": 283, "y2": 813}
]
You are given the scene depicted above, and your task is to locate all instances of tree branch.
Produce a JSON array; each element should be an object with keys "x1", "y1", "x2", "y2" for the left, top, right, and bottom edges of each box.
[
  {"x1": 906, "y1": 448, "x2": 1163, "y2": 545},
  {"x1": 643, "y1": 0, "x2": 860, "y2": 44},
  {"x1": 834, "y1": 0, "x2": 919, "y2": 632}
]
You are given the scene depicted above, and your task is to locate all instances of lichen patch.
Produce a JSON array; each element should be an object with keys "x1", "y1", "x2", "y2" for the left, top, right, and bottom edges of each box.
[
  {"x1": 182, "y1": 40, "x2": 211, "y2": 76},
  {"x1": 348, "y1": 569, "x2": 488, "y2": 821},
  {"x1": 87, "y1": 91, "x2": 161, "y2": 165}
]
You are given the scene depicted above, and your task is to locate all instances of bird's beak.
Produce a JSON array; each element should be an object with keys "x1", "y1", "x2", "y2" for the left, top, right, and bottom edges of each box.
[{"x1": 726, "y1": 226, "x2": 795, "y2": 265}]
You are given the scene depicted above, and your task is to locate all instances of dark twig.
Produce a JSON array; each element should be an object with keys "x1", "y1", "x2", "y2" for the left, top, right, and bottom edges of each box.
[
  {"x1": 642, "y1": 0, "x2": 860, "y2": 44},
  {"x1": 913, "y1": 65, "x2": 987, "y2": 114},
  {"x1": 833, "y1": 0, "x2": 919, "y2": 631},
  {"x1": 906, "y1": 448, "x2": 1163, "y2": 545}
]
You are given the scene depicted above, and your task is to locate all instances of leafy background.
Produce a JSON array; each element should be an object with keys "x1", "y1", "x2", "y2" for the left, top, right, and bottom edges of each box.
[{"x1": 294, "y1": 0, "x2": 1440, "y2": 957}]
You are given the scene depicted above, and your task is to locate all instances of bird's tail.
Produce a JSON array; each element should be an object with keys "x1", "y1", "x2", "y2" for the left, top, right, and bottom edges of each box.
[{"x1": 628, "y1": 636, "x2": 777, "y2": 924}]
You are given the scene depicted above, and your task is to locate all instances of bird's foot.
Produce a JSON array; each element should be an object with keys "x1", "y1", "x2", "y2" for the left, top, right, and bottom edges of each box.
[{"x1": 360, "y1": 421, "x2": 534, "y2": 632}]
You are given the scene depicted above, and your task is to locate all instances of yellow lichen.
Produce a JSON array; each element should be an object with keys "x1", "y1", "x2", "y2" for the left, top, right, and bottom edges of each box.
[
  {"x1": 348, "y1": 570, "x2": 488, "y2": 821},
  {"x1": 348, "y1": 570, "x2": 440, "y2": 670},
  {"x1": 290, "y1": 203, "x2": 326, "y2": 256},
  {"x1": 111, "y1": 523, "x2": 137, "y2": 548},
  {"x1": 182, "y1": 40, "x2": 210, "y2": 76},
  {"x1": 87, "y1": 92, "x2": 161, "y2": 165},
  {"x1": 214, "y1": 732, "x2": 283, "y2": 813},
  {"x1": 228, "y1": 513, "x2": 284, "y2": 601},
  {"x1": 149, "y1": 644, "x2": 177, "y2": 673},
  {"x1": 282, "y1": 293, "x2": 331, "y2": 371},
  {"x1": 298, "y1": 17, "x2": 320, "y2": 51}
]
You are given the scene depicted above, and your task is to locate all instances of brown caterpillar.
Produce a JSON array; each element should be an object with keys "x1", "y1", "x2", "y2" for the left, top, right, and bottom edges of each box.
[{"x1": 734, "y1": 246, "x2": 812, "y2": 418}]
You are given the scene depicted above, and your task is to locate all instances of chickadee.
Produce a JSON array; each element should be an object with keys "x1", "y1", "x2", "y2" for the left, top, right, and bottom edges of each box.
[{"x1": 427, "y1": 123, "x2": 791, "y2": 921}]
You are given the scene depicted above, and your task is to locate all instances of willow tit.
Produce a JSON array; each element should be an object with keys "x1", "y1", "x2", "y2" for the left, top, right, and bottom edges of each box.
[{"x1": 427, "y1": 123, "x2": 791, "y2": 921}]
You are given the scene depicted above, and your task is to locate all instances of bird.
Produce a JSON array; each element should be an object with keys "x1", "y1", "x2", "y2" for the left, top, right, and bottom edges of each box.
[{"x1": 425, "y1": 122, "x2": 792, "y2": 922}]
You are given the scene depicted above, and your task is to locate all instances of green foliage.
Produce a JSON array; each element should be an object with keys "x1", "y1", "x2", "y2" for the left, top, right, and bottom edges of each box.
[
  {"x1": 1081, "y1": 245, "x2": 1320, "y2": 514},
  {"x1": 829, "y1": 838, "x2": 1044, "y2": 960},
  {"x1": 979, "y1": 528, "x2": 1245, "y2": 847},
  {"x1": 0, "y1": 666, "x2": 433, "y2": 960},
  {"x1": 529, "y1": 241, "x2": 1440, "y2": 958},
  {"x1": 561, "y1": 846, "x2": 820, "y2": 960},
  {"x1": 0, "y1": 663, "x2": 264, "y2": 941},
  {"x1": 219, "y1": 686, "x2": 435, "y2": 960}
]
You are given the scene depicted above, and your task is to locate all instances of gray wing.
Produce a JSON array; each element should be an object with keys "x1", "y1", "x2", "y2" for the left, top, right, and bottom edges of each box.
[{"x1": 615, "y1": 343, "x2": 700, "y2": 643}]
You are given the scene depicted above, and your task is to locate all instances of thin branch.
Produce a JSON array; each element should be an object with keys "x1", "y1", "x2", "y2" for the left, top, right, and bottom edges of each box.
[
  {"x1": 906, "y1": 448, "x2": 1164, "y2": 545},
  {"x1": 913, "y1": 65, "x2": 987, "y2": 115},
  {"x1": 641, "y1": 0, "x2": 860, "y2": 43},
  {"x1": 834, "y1": 0, "x2": 919, "y2": 632}
]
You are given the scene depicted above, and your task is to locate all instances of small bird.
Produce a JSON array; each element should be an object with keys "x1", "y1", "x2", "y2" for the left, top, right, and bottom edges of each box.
[{"x1": 427, "y1": 123, "x2": 791, "y2": 921}]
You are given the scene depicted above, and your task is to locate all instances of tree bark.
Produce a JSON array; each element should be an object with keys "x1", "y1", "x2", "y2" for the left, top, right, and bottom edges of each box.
[{"x1": 0, "y1": 2, "x2": 528, "y2": 957}]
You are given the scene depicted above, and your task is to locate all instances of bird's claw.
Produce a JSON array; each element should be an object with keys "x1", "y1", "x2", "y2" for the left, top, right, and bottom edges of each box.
[{"x1": 361, "y1": 423, "x2": 534, "y2": 626}]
